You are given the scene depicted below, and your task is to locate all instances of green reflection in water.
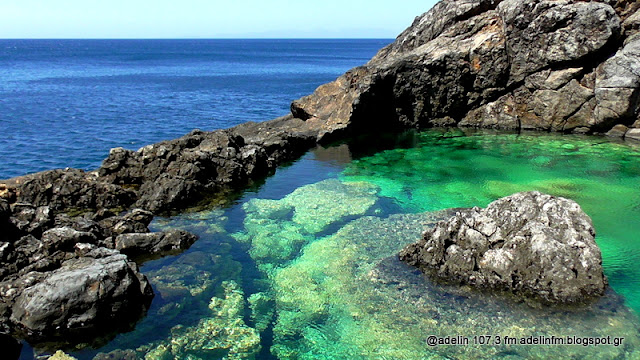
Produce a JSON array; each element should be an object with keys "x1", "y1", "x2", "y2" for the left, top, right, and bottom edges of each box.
[{"x1": 341, "y1": 130, "x2": 640, "y2": 314}]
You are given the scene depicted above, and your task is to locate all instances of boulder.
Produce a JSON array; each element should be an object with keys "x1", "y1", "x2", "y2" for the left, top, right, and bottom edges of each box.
[
  {"x1": 9, "y1": 251, "x2": 153, "y2": 339},
  {"x1": 41, "y1": 227, "x2": 97, "y2": 253},
  {"x1": 114, "y1": 230, "x2": 198, "y2": 258},
  {"x1": 399, "y1": 192, "x2": 607, "y2": 304},
  {"x1": 606, "y1": 124, "x2": 630, "y2": 137},
  {"x1": 97, "y1": 209, "x2": 153, "y2": 238},
  {"x1": 626, "y1": 128, "x2": 640, "y2": 140}
]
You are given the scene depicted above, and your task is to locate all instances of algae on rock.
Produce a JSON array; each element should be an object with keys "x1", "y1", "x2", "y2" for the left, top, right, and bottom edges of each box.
[
  {"x1": 143, "y1": 281, "x2": 260, "y2": 360},
  {"x1": 234, "y1": 179, "x2": 379, "y2": 272}
]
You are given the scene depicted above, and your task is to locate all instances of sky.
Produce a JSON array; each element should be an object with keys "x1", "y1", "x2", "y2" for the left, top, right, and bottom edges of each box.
[{"x1": 0, "y1": 0, "x2": 439, "y2": 39}]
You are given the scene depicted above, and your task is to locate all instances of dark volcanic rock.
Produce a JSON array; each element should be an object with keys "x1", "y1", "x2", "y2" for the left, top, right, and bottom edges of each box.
[
  {"x1": 3, "y1": 169, "x2": 136, "y2": 214},
  {"x1": 114, "y1": 230, "x2": 198, "y2": 258},
  {"x1": 399, "y1": 192, "x2": 607, "y2": 304},
  {"x1": 8, "y1": 250, "x2": 152, "y2": 340}
]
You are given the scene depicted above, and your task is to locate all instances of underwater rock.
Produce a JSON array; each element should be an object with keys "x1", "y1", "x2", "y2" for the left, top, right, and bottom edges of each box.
[
  {"x1": 49, "y1": 350, "x2": 78, "y2": 360},
  {"x1": 248, "y1": 292, "x2": 275, "y2": 333},
  {"x1": 146, "y1": 250, "x2": 241, "y2": 300},
  {"x1": 8, "y1": 251, "x2": 153, "y2": 341},
  {"x1": 92, "y1": 349, "x2": 137, "y2": 360},
  {"x1": 400, "y1": 191, "x2": 607, "y2": 304},
  {"x1": 143, "y1": 281, "x2": 260, "y2": 360},
  {"x1": 238, "y1": 179, "x2": 379, "y2": 272},
  {"x1": 114, "y1": 230, "x2": 198, "y2": 258}
]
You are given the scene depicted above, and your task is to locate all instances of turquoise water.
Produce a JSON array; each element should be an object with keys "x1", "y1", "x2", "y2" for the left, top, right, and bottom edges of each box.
[{"x1": 25, "y1": 130, "x2": 640, "y2": 359}]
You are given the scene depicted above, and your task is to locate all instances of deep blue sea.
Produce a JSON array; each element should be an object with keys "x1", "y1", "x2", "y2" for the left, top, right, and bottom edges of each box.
[{"x1": 0, "y1": 39, "x2": 390, "y2": 179}]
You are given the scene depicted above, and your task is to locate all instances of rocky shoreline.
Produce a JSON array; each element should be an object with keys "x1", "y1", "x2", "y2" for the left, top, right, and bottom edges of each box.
[{"x1": 1, "y1": 0, "x2": 640, "y2": 347}]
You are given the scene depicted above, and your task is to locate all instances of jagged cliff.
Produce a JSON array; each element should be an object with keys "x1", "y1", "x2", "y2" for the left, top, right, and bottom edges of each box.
[{"x1": 292, "y1": 0, "x2": 640, "y2": 138}]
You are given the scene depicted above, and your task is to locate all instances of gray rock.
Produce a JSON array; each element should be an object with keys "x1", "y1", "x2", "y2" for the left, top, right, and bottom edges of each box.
[
  {"x1": 41, "y1": 227, "x2": 97, "y2": 253},
  {"x1": 114, "y1": 230, "x2": 198, "y2": 257},
  {"x1": 399, "y1": 192, "x2": 607, "y2": 304},
  {"x1": 9, "y1": 252, "x2": 153, "y2": 337},
  {"x1": 525, "y1": 68, "x2": 584, "y2": 91},
  {"x1": 625, "y1": 128, "x2": 640, "y2": 140},
  {"x1": 498, "y1": 0, "x2": 620, "y2": 83},
  {"x1": 9, "y1": 204, "x2": 52, "y2": 237},
  {"x1": 594, "y1": 33, "x2": 640, "y2": 129},
  {"x1": 3, "y1": 169, "x2": 136, "y2": 213},
  {"x1": 98, "y1": 209, "x2": 153, "y2": 238},
  {"x1": 606, "y1": 124, "x2": 630, "y2": 137}
]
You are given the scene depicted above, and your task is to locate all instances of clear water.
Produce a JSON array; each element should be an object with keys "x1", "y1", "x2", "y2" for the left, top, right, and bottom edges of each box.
[
  {"x1": 22, "y1": 130, "x2": 640, "y2": 359},
  {"x1": 0, "y1": 39, "x2": 389, "y2": 178}
]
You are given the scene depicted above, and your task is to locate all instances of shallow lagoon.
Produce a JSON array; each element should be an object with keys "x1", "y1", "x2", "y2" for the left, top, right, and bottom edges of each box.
[{"x1": 25, "y1": 130, "x2": 640, "y2": 359}]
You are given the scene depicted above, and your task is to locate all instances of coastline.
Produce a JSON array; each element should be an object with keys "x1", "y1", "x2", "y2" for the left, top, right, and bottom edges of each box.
[{"x1": 1, "y1": 0, "x2": 640, "y2": 352}]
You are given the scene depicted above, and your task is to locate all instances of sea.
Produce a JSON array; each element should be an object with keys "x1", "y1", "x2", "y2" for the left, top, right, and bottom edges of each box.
[{"x1": 0, "y1": 39, "x2": 391, "y2": 179}]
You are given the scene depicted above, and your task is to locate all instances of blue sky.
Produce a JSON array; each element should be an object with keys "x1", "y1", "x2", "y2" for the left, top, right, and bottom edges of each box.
[{"x1": 0, "y1": 0, "x2": 438, "y2": 38}]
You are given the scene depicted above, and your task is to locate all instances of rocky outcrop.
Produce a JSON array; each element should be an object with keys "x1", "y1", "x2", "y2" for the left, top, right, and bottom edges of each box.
[
  {"x1": 399, "y1": 192, "x2": 607, "y2": 304},
  {"x1": 99, "y1": 116, "x2": 316, "y2": 213},
  {"x1": 0, "y1": 204, "x2": 197, "y2": 342},
  {"x1": 9, "y1": 249, "x2": 152, "y2": 340},
  {"x1": 292, "y1": 0, "x2": 640, "y2": 136}
]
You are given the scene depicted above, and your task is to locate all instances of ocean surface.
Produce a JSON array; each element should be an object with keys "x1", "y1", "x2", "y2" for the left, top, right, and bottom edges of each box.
[{"x1": 0, "y1": 39, "x2": 390, "y2": 179}]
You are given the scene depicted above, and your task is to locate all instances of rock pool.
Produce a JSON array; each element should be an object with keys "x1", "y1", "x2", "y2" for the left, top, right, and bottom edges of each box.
[{"x1": 23, "y1": 130, "x2": 640, "y2": 359}]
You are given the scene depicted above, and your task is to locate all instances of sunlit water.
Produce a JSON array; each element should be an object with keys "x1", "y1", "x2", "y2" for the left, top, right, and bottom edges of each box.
[
  {"x1": 20, "y1": 130, "x2": 640, "y2": 359},
  {"x1": 0, "y1": 39, "x2": 389, "y2": 178}
]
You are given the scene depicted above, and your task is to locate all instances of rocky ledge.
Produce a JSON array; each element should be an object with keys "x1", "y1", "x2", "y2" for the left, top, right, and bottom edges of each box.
[
  {"x1": 399, "y1": 192, "x2": 607, "y2": 304},
  {"x1": 2, "y1": 0, "x2": 640, "y2": 346},
  {"x1": 293, "y1": 0, "x2": 640, "y2": 136}
]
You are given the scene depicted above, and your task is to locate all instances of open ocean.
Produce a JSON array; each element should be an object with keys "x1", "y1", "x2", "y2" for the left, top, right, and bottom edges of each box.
[{"x1": 0, "y1": 39, "x2": 391, "y2": 179}]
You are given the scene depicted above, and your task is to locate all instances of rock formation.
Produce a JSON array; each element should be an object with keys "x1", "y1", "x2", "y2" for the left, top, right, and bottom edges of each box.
[
  {"x1": 293, "y1": 0, "x2": 640, "y2": 136},
  {"x1": 399, "y1": 192, "x2": 607, "y2": 304}
]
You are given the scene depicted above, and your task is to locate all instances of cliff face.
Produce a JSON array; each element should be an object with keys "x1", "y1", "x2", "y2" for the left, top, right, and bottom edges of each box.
[{"x1": 291, "y1": 0, "x2": 640, "y2": 138}]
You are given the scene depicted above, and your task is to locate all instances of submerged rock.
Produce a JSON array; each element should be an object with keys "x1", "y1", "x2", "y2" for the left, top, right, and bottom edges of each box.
[
  {"x1": 143, "y1": 281, "x2": 261, "y2": 360},
  {"x1": 236, "y1": 179, "x2": 379, "y2": 272},
  {"x1": 114, "y1": 230, "x2": 198, "y2": 258},
  {"x1": 399, "y1": 191, "x2": 607, "y2": 304}
]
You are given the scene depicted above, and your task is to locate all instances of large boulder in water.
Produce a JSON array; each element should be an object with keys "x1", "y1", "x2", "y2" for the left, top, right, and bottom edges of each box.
[{"x1": 399, "y1": 191, "x2": 607, "y2": 304}]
